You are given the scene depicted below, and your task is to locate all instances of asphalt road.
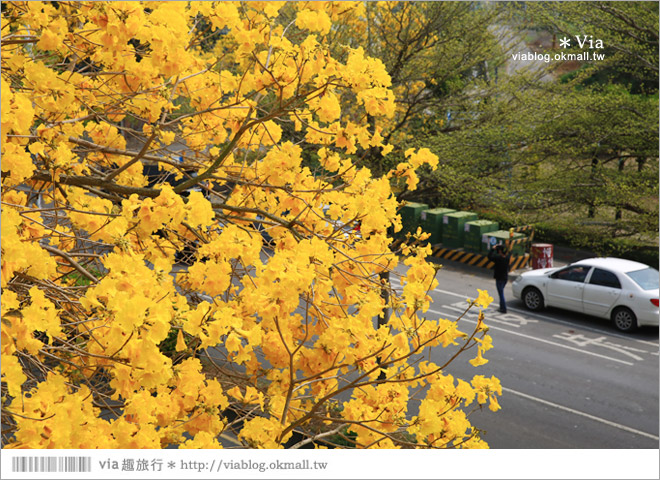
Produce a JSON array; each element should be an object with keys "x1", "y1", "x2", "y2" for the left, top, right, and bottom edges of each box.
[
  {"x1": 391, "y1": 260, "x2": 659, "y2": 449},
  {"x1": 191, "y1": 248, "x2": 658, "y2": 449}
]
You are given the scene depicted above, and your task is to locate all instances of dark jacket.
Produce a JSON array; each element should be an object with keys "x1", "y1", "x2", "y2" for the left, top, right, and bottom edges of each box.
[{"x1": 488, "y1": 247, "x2": 511, "y2": 281}]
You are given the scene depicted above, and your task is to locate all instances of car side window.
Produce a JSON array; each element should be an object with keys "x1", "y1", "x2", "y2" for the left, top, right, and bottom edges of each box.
[
  {"x1": 589, "y1": 268, "x2": 622, "y2": 289},
  {"x1": 551, "y1": 266, "x2": 591, "y2": 283}
]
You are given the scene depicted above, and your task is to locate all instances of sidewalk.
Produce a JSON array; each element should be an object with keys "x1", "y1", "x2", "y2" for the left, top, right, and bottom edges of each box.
[{"x1": 428, "y1": 245, "x2": 597, "y2": 280}]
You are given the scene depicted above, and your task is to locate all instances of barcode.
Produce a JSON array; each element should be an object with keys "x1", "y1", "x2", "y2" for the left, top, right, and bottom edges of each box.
[{"x1": 11, "y1": 456, "x2": 92, "y2": 473}]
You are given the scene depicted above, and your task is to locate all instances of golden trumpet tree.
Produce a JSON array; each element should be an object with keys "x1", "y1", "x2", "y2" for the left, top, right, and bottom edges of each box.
[{"x1": 1, "y1": 1, "x2": 500, "y2": 449}]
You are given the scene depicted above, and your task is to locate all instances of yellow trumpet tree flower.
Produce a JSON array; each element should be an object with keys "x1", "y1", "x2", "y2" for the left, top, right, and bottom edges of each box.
[{"x1": 1, "y1": 1, "x2": 500, "y2": 449}]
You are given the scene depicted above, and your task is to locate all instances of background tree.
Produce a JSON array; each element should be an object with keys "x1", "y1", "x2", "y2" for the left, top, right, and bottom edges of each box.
[
  {"x1": 492, "y1": 1, "x2": 659, "y2": 257},
  {"x1": 1, "y1": 1, "x2": 501, "y2": 449},
  {"x1": 350, "y1": 1, "x2": 658, "y2": 261},
  {"x1": 353, "y1": 2, "x2": 512, "y2": 181},
  {"x1": 523, "y1": 1, "x2": 658, "y2": 89}
]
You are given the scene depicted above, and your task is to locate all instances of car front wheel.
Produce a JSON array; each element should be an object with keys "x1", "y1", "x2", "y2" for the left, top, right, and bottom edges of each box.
[
  {"x1": 522, "y1": 287, "x2": 544, "y2": 311},
  {"x1": 612, "y1": 307, "x2": 637, "y2": 332}
]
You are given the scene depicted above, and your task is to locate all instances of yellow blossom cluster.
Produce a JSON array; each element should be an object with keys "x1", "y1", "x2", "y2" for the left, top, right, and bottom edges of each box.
[{"x1": 1, "y1": 1, "x2": 500, "y2": 450}]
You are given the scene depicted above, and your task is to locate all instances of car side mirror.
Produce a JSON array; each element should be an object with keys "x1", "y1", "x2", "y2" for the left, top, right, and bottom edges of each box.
[{"x1": 549, "y1": 270, "x2": 564, "y2": 279}]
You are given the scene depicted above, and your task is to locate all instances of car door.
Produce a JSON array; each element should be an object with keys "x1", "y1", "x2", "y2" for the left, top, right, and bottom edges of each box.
[
  {"x1": 546, "y1": 265, "x2": 592, "y2": 312},
  {"x1": 582, "y1": 268, "x2": 623, "y2": 318}
]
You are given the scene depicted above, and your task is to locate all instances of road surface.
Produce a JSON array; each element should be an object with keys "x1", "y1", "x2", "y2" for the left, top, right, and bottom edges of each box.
[{"x1": 391, "y1": 260, "x2": 659, "y2": 448}]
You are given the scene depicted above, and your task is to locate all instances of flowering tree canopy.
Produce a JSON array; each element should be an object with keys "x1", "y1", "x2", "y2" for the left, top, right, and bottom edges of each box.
[{"x1": 1, "y1": 1, "x2": 500, "y2": 449}]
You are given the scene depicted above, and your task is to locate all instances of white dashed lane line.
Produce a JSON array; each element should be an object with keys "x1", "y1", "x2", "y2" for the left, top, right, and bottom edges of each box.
[
  {"x1": 502, "y1": 386, "x2": 659, "y2": 441},
  {"x1": 391, "y1": 276, "x2": 659, "y2": 442}
]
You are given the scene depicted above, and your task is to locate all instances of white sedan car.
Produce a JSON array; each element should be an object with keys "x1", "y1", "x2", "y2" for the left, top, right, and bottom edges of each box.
[{"x1": 512, "y1": 257, "x2": 659, "y2": 332}]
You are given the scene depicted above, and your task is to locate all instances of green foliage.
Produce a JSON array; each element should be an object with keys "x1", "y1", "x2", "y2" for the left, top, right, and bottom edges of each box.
[
  {"x1": 63, "y1": 268, "x2": 103, "y2": 286},
  {"x1": 158, "y1": 328, "x2": 200, "y2": 365},
  {"x1": 534, "y1": 221, "x2": 659, "y2": 267},
  {"x1": 320, "y1": 426, "x2": 358, "y2": 448},
  {"x1": 357, "y1": 2, "x2": 658, "y2": 258},
  {"x1": 522, "y1": 1, "x2": 658, "y2": 91},
  {"x1": 158, "y1": 328, "x2": 179, "y2": 359}
]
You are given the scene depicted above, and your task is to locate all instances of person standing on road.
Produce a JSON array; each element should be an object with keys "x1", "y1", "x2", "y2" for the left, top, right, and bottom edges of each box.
[{"x1": 487, "y1": 244, "x2": 511, "y2": 313}]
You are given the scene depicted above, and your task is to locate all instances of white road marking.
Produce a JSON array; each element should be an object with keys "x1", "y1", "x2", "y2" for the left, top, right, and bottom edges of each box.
[
  {"x1": 507, "y1": 306, "x2": 660, "y2": 347},
  {"x1": 394, "y1": 273, "x2": 658, "y2": 442},
  {"x1": 392, "y1": 278, "x2": 659, "y2": 348},
  {"x1": 502, "y1": 386, "x2": 660, "y2": 441},
  {"x1": 552, "y1": 332, "x2": 647, "y2": 362},
  {"x1": 442, "y1": 302, "x2": 539, "y2": 328},
  {"x1": 427, "y1": 307, "x2": 635, "y2": 366}
]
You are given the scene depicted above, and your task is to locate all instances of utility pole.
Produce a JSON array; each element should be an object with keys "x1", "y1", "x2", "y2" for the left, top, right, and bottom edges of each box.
[{"x1": 377, "y1": 269, "x2": 391, "y2": 381}]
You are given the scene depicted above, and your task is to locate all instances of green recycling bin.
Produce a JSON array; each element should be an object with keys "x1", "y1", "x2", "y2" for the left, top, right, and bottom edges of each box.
[
  {"x1": 484, "y1": 230, "x2": 527, "y2": 255},
  {"x1": 464, "y1": 220, "x2": 500, "y2": 253},
  {"x1": 420, "y1": 208, "x2": 455, "y2": 245},
  {"x1": 398, "y1": 202, "x2": 428, "y2": 238},
  {"x1": 441, "y1": 211, "x2": 478, "y2": 248}
]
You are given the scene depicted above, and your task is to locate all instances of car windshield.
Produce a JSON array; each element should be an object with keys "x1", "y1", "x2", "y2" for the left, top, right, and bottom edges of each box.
[{"x1": 626, "y1": 268, "x2": 659, "y2": 290}]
